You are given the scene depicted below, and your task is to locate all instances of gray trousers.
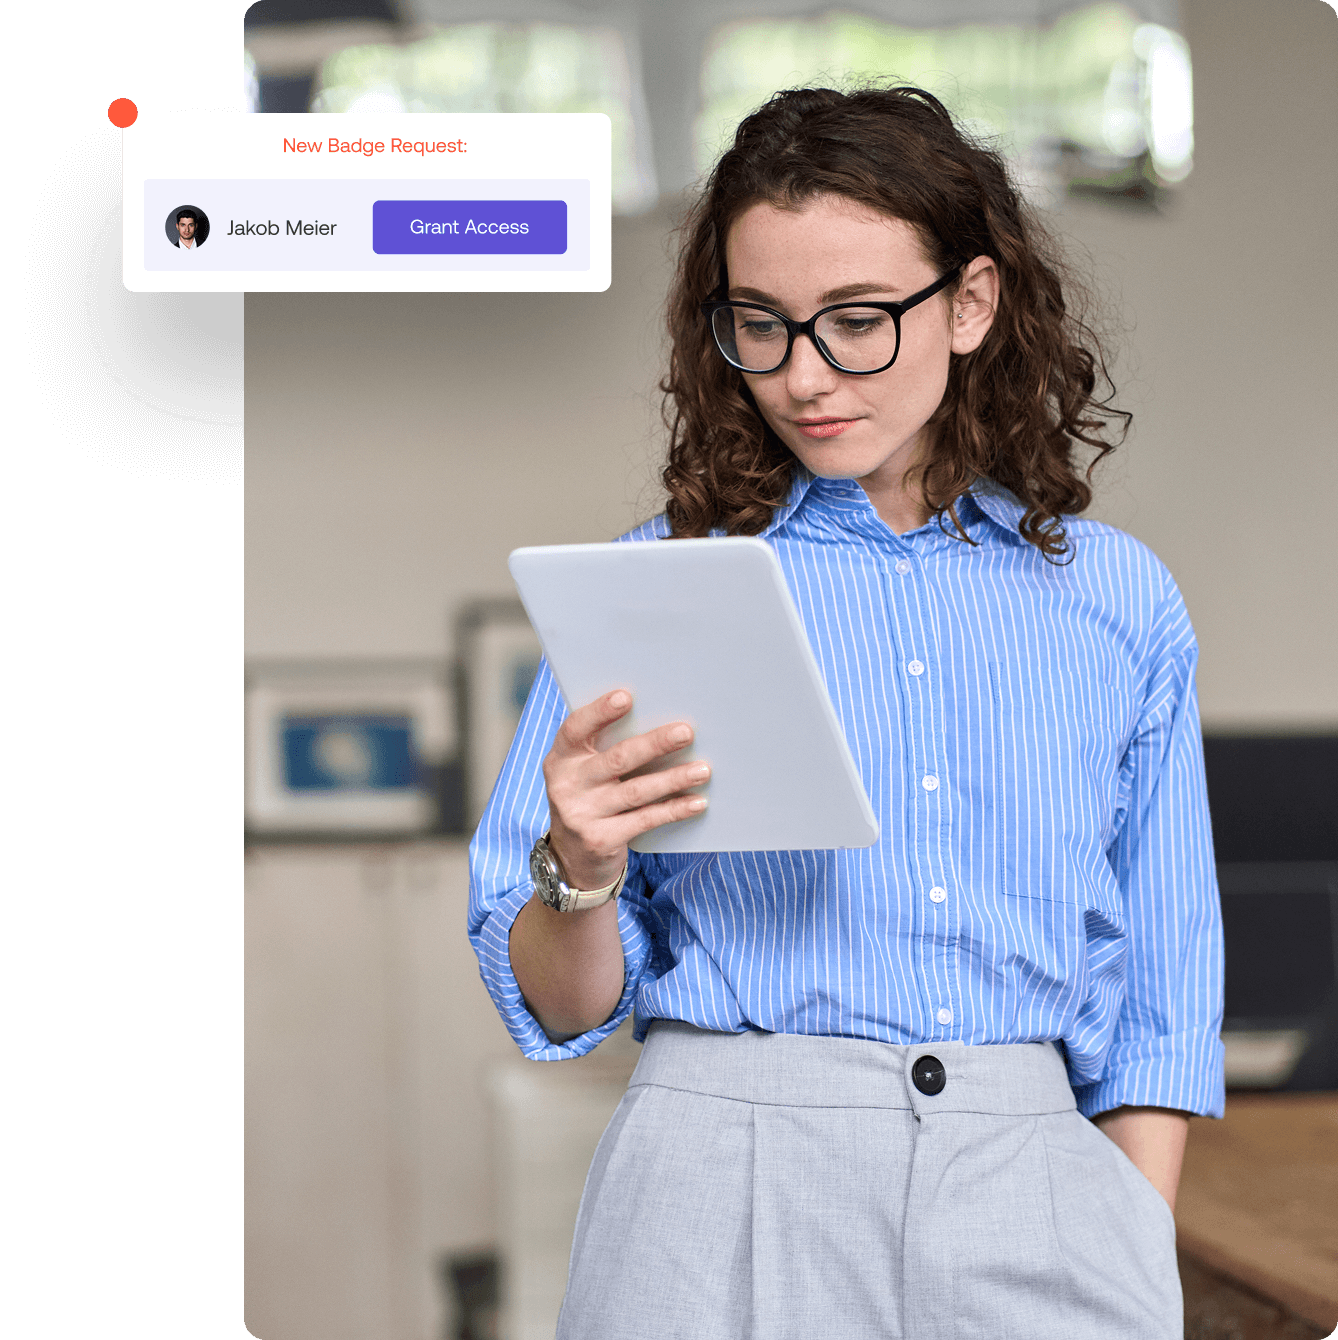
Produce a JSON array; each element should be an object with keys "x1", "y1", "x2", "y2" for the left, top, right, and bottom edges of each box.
[{"x1": 557, "y1": 1021, "x2": 1181, "y2": 1339}]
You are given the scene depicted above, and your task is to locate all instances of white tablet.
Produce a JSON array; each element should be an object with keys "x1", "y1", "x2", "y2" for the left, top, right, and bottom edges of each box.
[{"x1": 508, "y1": 537, "x2": 878, "y2": 853}]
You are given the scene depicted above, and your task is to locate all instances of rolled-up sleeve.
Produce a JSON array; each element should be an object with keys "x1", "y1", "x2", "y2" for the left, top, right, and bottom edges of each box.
[
  {"x1": 467, "y1": 656, "x2": 656, "y2": 1061},
  {"x1": 1073, "y1": 580, "x2": 1226, "y2": 1119}
]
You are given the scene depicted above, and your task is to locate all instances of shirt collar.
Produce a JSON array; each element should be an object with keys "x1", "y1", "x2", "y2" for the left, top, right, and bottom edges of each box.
[
  {"x1": 757, "y1": 465, "x2": 821, "y2": 537},
  {"x1": 759, "y1": 466, "x2": 1027, "y2": 543},
  {"x1": 963, "y1": 477, "x2": 1027, "y2": 536}
]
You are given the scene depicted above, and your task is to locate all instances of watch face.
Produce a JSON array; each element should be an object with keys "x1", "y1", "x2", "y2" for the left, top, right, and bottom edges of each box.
[{"x1": 530, "y1": 839, "x2": 560, "y2": 906}]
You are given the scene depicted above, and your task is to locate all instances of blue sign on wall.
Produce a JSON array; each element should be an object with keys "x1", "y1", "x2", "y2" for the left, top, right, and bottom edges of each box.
[{"x1": 282, "y1": 714, "x2": 417, "y2": 793}]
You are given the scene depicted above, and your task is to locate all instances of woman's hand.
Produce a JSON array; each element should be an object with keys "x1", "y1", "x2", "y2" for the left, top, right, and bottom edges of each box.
[
  {"x1": 1093, "y1": 1106, "x2": 1190, "y2": 1212},
  {"x1": 543, "y1": 689, "x2": 710, "y2": 890}
]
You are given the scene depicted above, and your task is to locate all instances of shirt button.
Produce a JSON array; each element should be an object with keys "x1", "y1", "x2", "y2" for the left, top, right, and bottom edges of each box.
[
  {"x1": 907, "y1": 659, "x2": 925, "y2": 676},
  {"x1": 937, "y1": 1007, "x2": 953, "y2": 1025},
  {"x1": 929, "y1": 886, "x2": 947, "y2": 903},
  {"x1": 895, "y1": 559, "x2": 912, "y2": 575},
  {"x1": 922, "y1": 774, "x2": 939, "y2": 792}
]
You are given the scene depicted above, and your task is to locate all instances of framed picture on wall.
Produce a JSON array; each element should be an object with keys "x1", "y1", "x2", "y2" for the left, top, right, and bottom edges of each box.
[
  {"x1": 458, "y1": 601, "x2": 543, "y2": 829},
  {"x1": 246, "y1": 660, "x2": 454, "y2": 836}
]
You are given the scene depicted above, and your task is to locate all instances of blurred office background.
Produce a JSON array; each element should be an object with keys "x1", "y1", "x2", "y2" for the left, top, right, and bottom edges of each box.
[{"x1": 242, "y1": 2, "x2": 1338, "y2": 1338}]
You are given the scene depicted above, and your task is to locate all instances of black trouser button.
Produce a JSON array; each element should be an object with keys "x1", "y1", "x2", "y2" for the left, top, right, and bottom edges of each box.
[{"x1": 912, "y1": 1055, "x2": 946, "y2": 1095}]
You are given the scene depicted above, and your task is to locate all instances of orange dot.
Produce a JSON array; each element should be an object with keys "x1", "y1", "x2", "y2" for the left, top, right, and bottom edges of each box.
[{"x1": 108, "y1": 98, "x2": 138, "y2": 129}]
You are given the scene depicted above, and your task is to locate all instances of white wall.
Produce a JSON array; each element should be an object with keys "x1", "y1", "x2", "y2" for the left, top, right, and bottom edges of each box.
[
  {"x1": 245, "y1": 845, "x2": 503, "y2": 1340},
  {"x1": 245, "y1": 842, "x2": 642, "y2": 1340},
  {"x1": 1063, "y1": 0, "x2": 1338, "y2": 728},
  {"x1": 246, "y1": 0, "x2": 1338, "y2": 726}
]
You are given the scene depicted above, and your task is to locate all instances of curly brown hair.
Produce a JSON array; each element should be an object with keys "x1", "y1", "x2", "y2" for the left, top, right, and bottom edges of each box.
[{"x1": 660, "y1": 86, "x2": 1130, "y2": 559}]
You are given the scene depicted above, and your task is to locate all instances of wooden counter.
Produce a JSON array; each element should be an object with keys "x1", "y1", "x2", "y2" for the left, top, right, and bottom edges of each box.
[{"x1": 1176, "y1": 1093, "x2": 1338, "y2": 1332}]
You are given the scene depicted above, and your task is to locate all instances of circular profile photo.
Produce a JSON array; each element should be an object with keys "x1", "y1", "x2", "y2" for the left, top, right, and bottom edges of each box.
[{"x1": 165, "y1": 205, "x2": 210, "y2": 250}]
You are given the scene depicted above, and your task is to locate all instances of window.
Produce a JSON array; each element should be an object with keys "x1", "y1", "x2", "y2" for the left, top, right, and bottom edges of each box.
[
  {"x1": 244, "y1": 48, "x2": 261, "y2": 114},
  {"x1": 696, "y1": 4, "x2": 1193, "y2": 206}
]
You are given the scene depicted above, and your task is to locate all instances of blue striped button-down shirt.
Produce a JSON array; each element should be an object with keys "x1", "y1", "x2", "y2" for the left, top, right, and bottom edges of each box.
[{"x1": 468, "y1": 471, "x2": 1226, "y2": 1118}]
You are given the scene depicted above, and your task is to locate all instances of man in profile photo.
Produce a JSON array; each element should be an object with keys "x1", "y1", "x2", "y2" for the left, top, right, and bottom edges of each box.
[{"x1": 173, "y1": 208, "x2": 201, "y2": 250}]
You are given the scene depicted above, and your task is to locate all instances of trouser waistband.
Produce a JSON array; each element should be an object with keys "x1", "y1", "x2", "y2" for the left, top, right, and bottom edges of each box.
[{"x1": 631, "y1": 1020, "x2": 1077, "y2": 1118}]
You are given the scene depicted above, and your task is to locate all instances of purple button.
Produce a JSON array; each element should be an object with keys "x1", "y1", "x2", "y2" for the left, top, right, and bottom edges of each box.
[{"x1": 372, "y1": 199, "x2": 567, "y2": 254}]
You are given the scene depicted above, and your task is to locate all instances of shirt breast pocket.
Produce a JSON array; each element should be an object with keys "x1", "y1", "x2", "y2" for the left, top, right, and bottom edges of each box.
[{"x1": 987, "y1": 658, "x2": 1130, "y2": 900}]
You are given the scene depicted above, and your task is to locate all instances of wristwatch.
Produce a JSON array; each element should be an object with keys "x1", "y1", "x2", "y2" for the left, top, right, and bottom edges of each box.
[{"x1": 529, "y1": 831, "x2": 627, "y2": 913}]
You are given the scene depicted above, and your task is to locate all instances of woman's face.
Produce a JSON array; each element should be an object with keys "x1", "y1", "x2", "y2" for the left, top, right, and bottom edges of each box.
[{"x1": 723, "y1": 195, "x2": 995, "y2": 516}]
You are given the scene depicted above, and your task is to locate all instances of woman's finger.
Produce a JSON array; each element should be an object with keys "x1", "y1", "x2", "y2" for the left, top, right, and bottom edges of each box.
[
  {"x1": 602, "y1": 791, "x2": 709, "y2": 849},
  {"x1": 613, "y1": 759, "x2": 711, "y2": 812},
  {"x1": 551, "y1": 689, "x2": 635, "y2": 759},
  {"x1": 589, "y1": 720, "x2": 696, "y2": 784}
]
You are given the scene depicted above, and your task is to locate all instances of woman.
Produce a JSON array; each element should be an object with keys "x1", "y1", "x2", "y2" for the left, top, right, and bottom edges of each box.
[{"x1": 469, "y1": 86, "x2": 1223, "y2": 1339}]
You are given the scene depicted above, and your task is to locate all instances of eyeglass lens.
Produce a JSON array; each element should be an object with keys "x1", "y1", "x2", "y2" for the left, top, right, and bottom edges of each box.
[{"x1": 710, "y1": 305, "x2": 900, "y2": 373}]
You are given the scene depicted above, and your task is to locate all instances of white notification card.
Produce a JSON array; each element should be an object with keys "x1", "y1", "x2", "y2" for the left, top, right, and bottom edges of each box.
[
  {"x1": 123, "y1": 111, "x2": 610, "y2": 292},
  {"x1": 509, "y1": 538, "x2": 879, "y2": 854}
]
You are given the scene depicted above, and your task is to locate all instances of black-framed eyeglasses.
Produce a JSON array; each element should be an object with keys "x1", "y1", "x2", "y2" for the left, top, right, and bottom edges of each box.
[{"x1": 702, "y1": 265, "x2": 962, "y2": 376}]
